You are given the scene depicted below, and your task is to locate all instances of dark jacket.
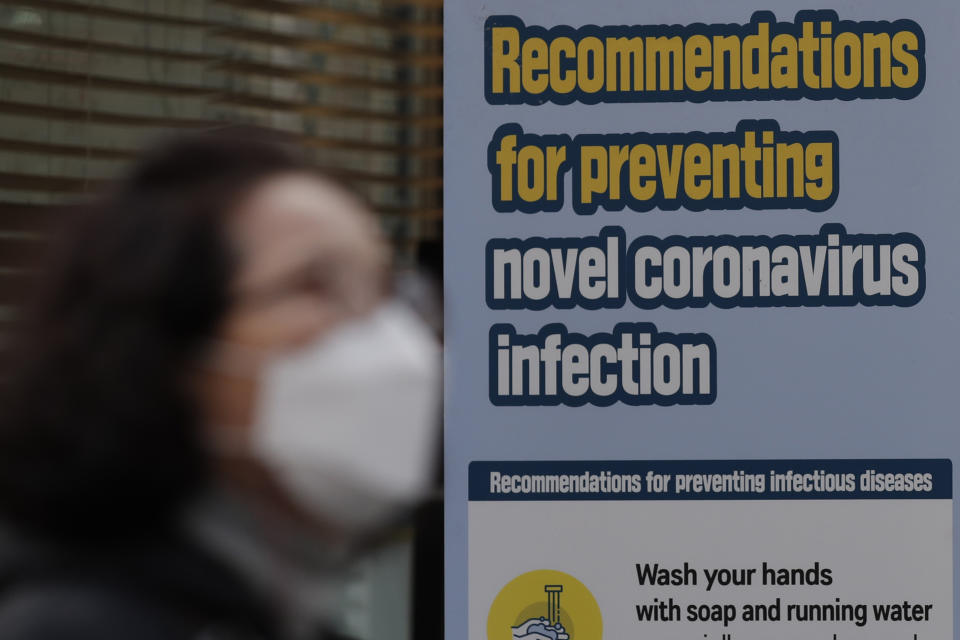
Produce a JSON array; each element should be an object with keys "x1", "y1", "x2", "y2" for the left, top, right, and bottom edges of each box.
[{"x1": 0, "y1": 525, "x2": 279, "y2": 640}]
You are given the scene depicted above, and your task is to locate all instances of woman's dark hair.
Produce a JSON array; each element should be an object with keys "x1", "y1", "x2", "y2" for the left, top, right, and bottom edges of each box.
[{"x1": 0, "y1": 127, "x2": 312, "y2": 541}]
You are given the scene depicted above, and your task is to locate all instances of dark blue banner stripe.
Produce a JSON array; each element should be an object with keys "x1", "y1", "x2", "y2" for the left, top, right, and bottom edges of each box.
[{"x1": 468, "y1": 459, "x2": 952, "y2": 501}]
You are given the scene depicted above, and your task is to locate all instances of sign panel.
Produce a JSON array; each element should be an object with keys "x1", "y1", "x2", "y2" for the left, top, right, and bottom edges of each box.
[{"x1": 444, "y1": 2, "x2": 960, "y2": 639}]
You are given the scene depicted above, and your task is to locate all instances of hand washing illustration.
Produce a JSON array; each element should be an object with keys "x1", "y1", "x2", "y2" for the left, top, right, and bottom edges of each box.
[
  {"x1": 487, "y1": 570, "x2": 601, "y2": 640},
  {"x1": 511, "y1": 585, "x2": 570, "y2": 640}
]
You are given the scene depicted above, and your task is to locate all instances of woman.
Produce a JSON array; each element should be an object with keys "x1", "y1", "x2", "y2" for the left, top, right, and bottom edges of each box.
[{"x1": 0, "y1": 130, "x2": 440, "y2": 639}]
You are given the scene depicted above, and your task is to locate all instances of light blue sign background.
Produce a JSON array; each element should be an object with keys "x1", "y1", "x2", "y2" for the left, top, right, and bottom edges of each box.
[{"x1": 444, "y1": 1, "x2": 960, "y2": 636}]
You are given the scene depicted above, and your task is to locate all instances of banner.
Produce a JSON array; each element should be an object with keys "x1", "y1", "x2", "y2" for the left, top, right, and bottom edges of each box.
[{"x1": 443, "y1": 2, "x2": 960, "y2": 639}]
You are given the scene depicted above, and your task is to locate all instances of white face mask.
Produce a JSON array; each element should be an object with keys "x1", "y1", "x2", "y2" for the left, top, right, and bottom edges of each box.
[{"x1": 250, "y1": 302, "x2": 441, "y2": 533}]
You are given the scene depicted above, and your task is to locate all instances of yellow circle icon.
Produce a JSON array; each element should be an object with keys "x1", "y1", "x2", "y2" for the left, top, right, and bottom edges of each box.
[{"x1": 487, "y1": 569, "x2": 602, "y2": 640}]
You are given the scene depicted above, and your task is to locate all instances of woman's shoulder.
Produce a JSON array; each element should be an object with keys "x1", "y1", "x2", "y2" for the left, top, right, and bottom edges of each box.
[
  {"x1": 0, "y1": 578, "x2": 194, "y2": 640},
  {"x1": 0, "y1": 527, "x2": 275, "y2": 640}
]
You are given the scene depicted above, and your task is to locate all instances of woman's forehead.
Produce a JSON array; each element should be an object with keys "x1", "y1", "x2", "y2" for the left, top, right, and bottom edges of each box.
[
  {"x1": 229, "y1": 173, "x2": 384, "y2": 289},
  {"x1": 234, "y1": 173, "x2": 372, "y2": 238}
]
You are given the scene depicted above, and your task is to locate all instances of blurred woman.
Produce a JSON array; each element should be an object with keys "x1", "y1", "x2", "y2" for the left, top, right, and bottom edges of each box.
[{"x1": 0, "y1": 130, "x2": 440, "y2": 640}]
